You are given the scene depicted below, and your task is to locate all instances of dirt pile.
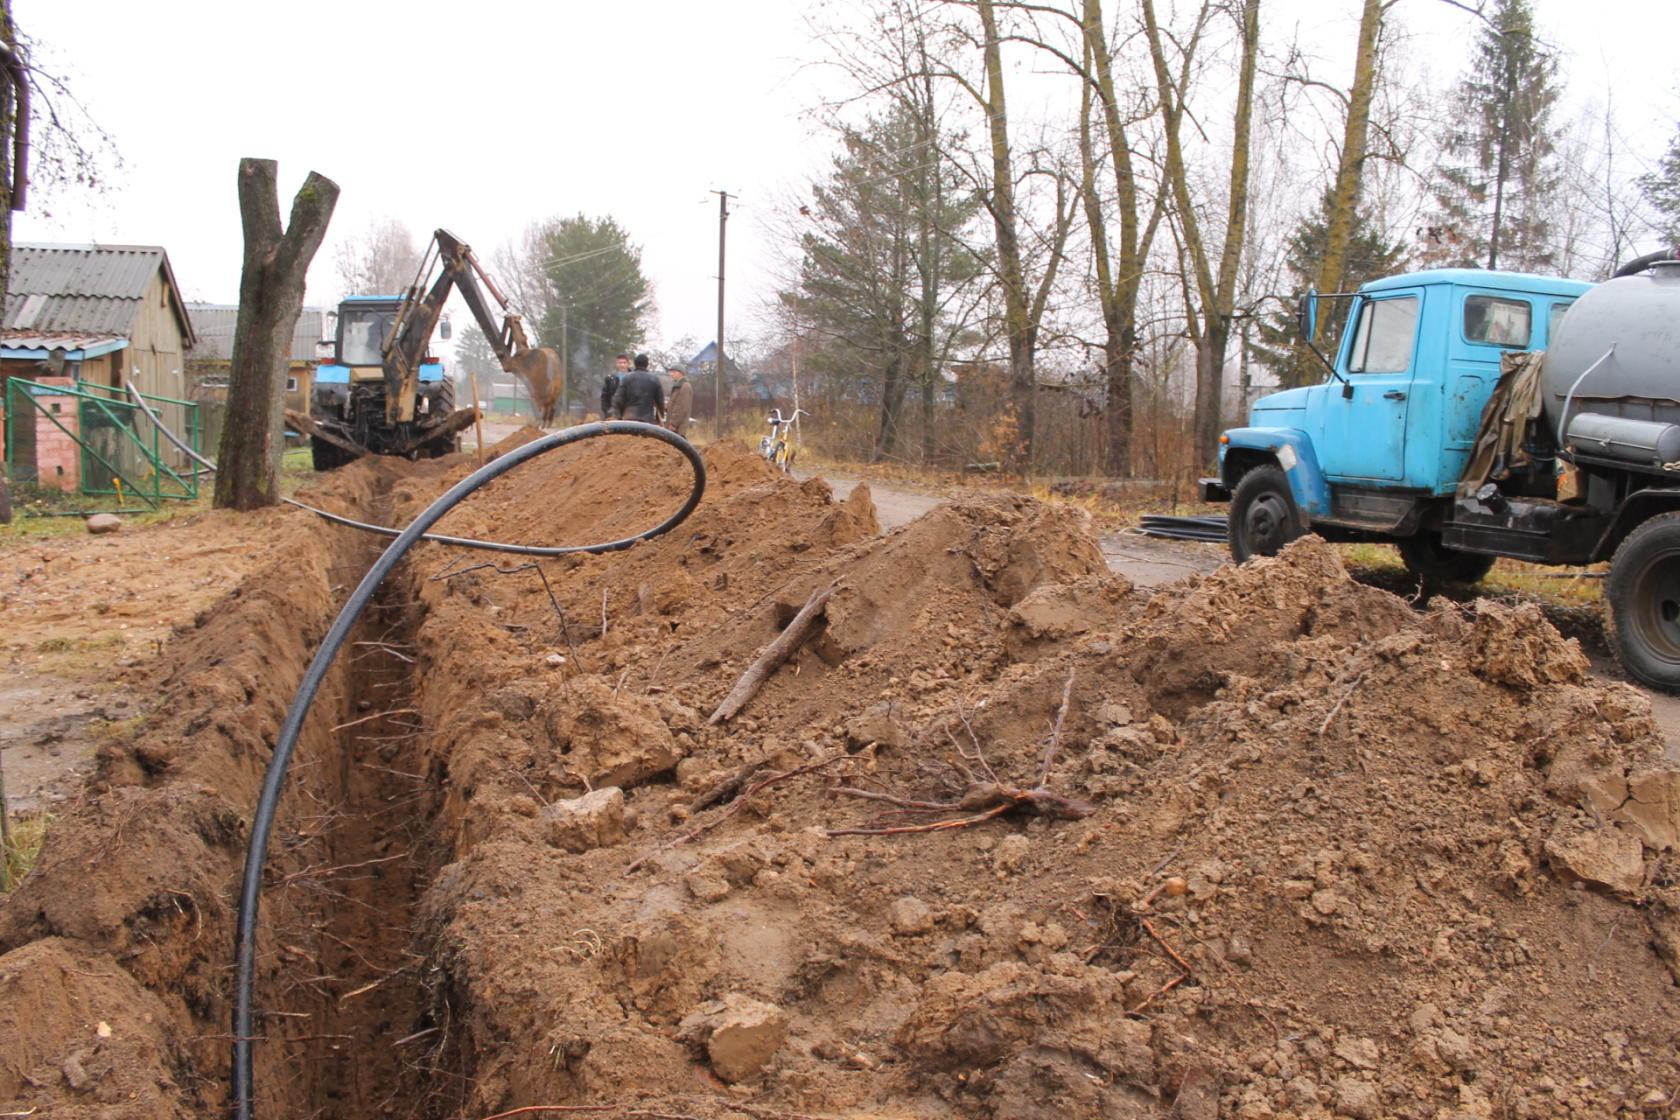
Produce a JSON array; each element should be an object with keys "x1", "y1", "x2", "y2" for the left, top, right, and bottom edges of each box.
[{"x1": 2, "y1": 431, "x2": 1678, "y2": 1120}]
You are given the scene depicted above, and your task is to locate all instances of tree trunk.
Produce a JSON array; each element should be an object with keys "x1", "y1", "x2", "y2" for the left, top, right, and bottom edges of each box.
[
  {"x1": 214, "y1": 159, "x2": 339, "y2": 510},
  {"x1": 1, "y1": 3, "x2": 19, "y2": 523},
  {"x1": 977, "y1": 0, "x2": 1034, "y2": 473},
  {"x1": 1144, "y1": 0, "x2": 1259, "y2": 463},
  {"x1": 1196, "y1": 0, "x2": 1260, "y2": 459},
  {"x1": 1312, "y1": 0, "x2": 1387, "y2": 307},
  {"x1": 1080, "y1": 0, "x2": 1163, "y2": 479}
]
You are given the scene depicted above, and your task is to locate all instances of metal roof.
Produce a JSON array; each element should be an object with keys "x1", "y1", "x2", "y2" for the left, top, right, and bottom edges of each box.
[
  {"x1": 186, "y1": 303, "x2": 331, "y2": 363},
  {"x1": 2, "y1": 243, "x2": 195, "y2": 346},
  {"x1": 0, "y1": 332, "x2": 130, "y2": 359}
]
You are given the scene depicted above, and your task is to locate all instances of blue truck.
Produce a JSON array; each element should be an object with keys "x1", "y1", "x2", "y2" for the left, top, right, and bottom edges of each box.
[{"x1": 1205, "y1": 251, "x2": 1680, "y2": 691}]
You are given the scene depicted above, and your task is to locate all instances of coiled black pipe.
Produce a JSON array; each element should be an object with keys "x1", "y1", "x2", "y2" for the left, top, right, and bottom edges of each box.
[
  {"x1": 232, "y1": 421, "x2": 703, "y2": 1118},
  {"x1": 282, "y1": 493, "x2": 687, "y2": 558}
]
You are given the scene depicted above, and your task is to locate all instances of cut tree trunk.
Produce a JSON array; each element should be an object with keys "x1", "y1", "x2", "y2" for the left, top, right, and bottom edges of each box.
[{"x1": 214, "y1": 159, "x2": 339, "y2": 510}]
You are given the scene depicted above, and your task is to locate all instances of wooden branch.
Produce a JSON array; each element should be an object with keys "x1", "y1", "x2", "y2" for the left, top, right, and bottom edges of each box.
[
  {"x1": 1036, "y1": 669, "x2": 1076, "y2": 788},
  {"x1": 708, "y1": 585, "x2": 834, "y2": 725},
  {"x1": 624, "y1": 756, "x2": 843, "y2": 875},
  {"x1": 284, "y1": 409, "x2": 369, "y2": 458}
]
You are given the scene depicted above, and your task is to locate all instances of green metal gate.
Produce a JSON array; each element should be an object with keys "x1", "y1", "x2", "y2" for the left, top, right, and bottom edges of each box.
[{"x1": 3, "y1": 379, "x2": 202, "y2": 510}]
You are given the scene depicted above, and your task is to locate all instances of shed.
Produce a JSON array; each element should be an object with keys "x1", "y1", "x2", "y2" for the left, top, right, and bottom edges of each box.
[
  {"x1": 2, "y1": 244, "x2": 198, "y2": 493},
  {"x1": 2, "y1": 243, "x2": 196, "y2": 398}
]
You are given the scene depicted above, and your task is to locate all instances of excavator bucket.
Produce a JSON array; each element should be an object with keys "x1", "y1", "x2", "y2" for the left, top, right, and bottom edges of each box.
[{"x1": 504, "y1": 348, "x2": 564, "y2": 427}]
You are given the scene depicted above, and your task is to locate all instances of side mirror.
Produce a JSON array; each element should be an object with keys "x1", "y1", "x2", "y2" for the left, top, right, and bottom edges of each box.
[
  {"x1": 439, "y1": 318, "x2": 453, "y2": 341},
  {"x1": 1296, "y1": 289, "x2": 1318, "y2": 341}
]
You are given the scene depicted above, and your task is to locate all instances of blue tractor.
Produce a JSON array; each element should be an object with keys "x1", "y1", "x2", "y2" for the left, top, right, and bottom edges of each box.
[{"x1": 305, "y1": 229, "x2": 562, "y2": 469}]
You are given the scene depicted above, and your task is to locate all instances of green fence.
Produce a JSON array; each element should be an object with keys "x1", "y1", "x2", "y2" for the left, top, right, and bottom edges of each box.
[{"x1": 3, "y1": 379, "x2": 202, "y2": 510}]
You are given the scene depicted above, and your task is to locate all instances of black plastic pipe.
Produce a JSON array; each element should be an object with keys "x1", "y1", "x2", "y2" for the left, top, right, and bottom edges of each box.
[
  {"x1": 232, "y1": 421, "x2": 703, "y2": 1118},
  {"x1": 1612, "y1": 248, "x2": 1679, "y2": 278},
  {"x1": 282, "y1": 492, "x2": 691, "y2": 558}
]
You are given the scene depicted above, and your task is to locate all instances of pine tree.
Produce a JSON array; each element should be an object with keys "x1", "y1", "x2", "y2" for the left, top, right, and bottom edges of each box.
[
  {"x1": 1639, "y1": 123, "x2": 1680, "y2": 245},
  {"x1": 780, "y1": 106, "x2": 981, "y2": 460},
  {"x1": 1252, "y1": 190, "x2": 1408, "y2": 388},
  {"x1": 1421, "y1": 0, "x2": 1562, "y2": 272},
  {"x1": 536, "y1": 215, "x2": 653, "y2": 389}
]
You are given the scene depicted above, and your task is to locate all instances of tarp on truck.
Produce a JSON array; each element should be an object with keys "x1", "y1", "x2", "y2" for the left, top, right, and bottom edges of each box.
[{"x1": 1458, "y1": 349, "x2": 1547, "y2": 496}]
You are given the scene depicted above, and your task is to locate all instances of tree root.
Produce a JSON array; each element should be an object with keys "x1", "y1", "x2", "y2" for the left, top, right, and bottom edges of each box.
[{"x1": 826, "y1": 668, "x2": 1092, "y2": 836}]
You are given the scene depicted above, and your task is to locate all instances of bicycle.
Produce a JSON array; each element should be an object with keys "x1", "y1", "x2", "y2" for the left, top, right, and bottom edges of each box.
[{"x1": 759, "y1": 408, "x2": 809, "y2": 473}]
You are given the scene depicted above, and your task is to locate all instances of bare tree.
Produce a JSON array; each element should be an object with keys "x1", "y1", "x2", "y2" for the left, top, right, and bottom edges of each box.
[
  {"x1": 214, "y1": 160, "x2": 338, "y2": 511},
  {"x1": 971, "y1": 0, "x2": 1077, "y2": 472},
  {"x1": 490, "y1": 221, "x2": 557, "y2": 344},
  {"x1": 333, "y1": 216, "x2": 421, "y2": 296},
  {"x1": 997, "y1": 0, "x2": 1170, "y2": 476},
  {"x1": 1142, "y1": 0, "x2": 1262, "y2": 462}
]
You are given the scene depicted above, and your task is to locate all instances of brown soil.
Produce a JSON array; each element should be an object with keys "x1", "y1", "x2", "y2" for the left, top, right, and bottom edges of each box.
[{"x1": 2, "y1": 428, "x2": 1678, "y2": 1120}]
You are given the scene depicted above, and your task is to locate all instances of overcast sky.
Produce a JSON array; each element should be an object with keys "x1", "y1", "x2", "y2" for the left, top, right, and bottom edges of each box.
[{"x1": 15, "y1": 0, "x2": 1678, "y2": 366}]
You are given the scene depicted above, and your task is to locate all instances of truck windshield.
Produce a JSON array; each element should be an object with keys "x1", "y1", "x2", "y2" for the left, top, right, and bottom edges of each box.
[
  {"x1": 340, "y1": 310, "x2": 395, "y2": 366},
  {"x1": 1347, "y1": 296, "x2": 1419, "y2": 374}
]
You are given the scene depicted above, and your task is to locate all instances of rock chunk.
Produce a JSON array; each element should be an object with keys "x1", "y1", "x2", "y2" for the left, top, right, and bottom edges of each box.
[
  {"x1": 1544, "y1": 821, "x2": 1645, "y2": 893},
  {"x1": 541, "y1": 787, "x2": 628, "y2": 853},
  {"x1": 85, "y1": 513, "x2": 122, "y2": 534},
  {"x1": 888, "y1": 895, "x2": 935, "y2": 936},
  {"x1": 678, "y1": 993, "x2": 788, "y2": 1083},
  {"x1": 1614, "y1": 769, "x2": 1680, "y2": 851}
]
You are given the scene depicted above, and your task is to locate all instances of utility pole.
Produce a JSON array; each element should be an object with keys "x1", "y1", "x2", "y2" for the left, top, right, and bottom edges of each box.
[{"x1": 713, "y1": 189, "x2": 731, "y2": 440}]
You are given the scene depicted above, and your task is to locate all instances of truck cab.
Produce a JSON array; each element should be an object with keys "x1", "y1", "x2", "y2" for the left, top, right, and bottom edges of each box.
[{"x1": 1215, "y1": 269, "x2": 1590, "y2": 549}]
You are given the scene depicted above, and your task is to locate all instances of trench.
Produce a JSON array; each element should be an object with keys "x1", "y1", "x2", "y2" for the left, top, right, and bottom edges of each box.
[{"x1": 259, "y1": 501, "x2": 457, "y2": 1119}]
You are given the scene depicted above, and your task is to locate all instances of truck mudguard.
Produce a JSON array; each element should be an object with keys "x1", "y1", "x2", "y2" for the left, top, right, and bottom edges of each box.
[{"x1": 1221, "y1": 428, "x2": 1331, "y2": 520}]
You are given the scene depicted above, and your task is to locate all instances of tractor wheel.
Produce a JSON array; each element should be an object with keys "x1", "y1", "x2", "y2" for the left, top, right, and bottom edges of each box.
[
  {"x1": 1397, "y1": 532, "x2": 1497, "y2": 585},
  {"x1": 1606, "y1": 513, "x2": 1680, "y2": 693},
  {"x1": 1229, "y1": 464, "x2": 1304, "y2": 563}
]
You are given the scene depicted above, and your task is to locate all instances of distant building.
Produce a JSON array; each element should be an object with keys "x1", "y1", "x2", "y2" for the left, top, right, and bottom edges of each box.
[{"x1": 185, "y1": 303, "x2": 329, "y2": 445}]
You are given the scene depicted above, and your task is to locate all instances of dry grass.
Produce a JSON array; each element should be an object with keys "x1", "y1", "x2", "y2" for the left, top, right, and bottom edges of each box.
[{"x1": 1, "y1": 811, "x2": 51, "y2": 894}]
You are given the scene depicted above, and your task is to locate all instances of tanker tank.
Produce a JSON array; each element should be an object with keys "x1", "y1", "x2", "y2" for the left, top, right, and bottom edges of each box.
[{"x1": 1544, "y1": 261, "x2": 1680, "y2": 434}]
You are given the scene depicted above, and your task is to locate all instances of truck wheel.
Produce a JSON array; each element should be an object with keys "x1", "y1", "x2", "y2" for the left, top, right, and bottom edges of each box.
[
  {"x1": 1607, "y1": 513, "x2": 1680, "y2": 693},
  {"x1": 1397, "y1": 533, "x2": 1496, "y2": 585},
  {"x1": 1229, "y1": 464, "x2": 1304, "y2": 562}
]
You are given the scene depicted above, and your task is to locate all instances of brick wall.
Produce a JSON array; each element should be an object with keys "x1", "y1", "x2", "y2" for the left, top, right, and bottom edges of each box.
[{"x1": 32, "y1": 377, "x2": 81, "y2": 492}]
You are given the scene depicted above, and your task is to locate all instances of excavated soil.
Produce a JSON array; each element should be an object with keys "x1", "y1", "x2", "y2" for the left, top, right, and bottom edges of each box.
[{"x1": 3, "y1": 428, "x2": 1679, "y2": 1120}]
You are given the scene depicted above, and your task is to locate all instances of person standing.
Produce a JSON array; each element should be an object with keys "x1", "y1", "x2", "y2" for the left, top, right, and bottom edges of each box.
[
  {"x1": 600, "y1": 354, "x2": 630, "y2": 419},
  {"x1": 611, "y1": 353, "x2": 665, "y2": 423},
  {"x1": 665, "y1": 365, "x2": 694, "y2": 437}
]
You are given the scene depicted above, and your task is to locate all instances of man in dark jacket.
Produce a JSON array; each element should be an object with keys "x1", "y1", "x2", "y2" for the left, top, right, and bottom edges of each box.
[
  {"x1": 611, "y1": 353, "x2": 665, "y2": 423},
  {"x1": 600, "y1": 354, "x2": 629, "y2": 419}
]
